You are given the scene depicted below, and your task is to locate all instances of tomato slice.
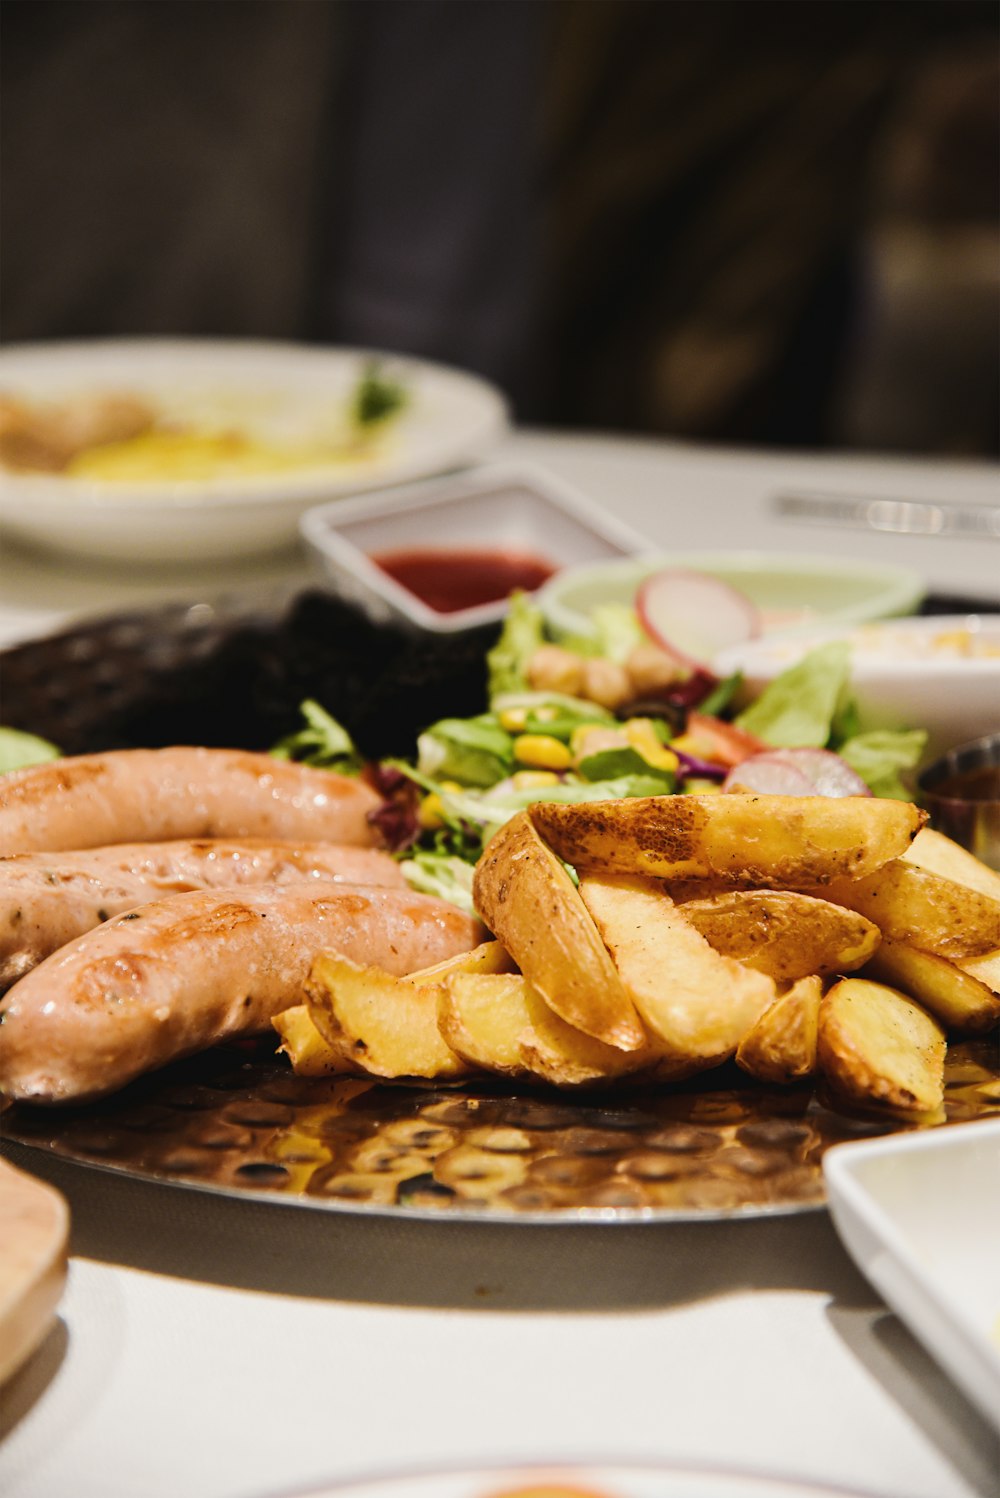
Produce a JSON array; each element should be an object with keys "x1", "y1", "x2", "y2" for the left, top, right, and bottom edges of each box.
[{"x1": 681, "y1": 712, "x2": 770, "y2": 769}]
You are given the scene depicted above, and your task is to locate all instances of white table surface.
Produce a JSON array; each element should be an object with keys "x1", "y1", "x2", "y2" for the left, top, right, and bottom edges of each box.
[{"x1": 1, "y1": 429, "x2": 999, "y2": 1498}]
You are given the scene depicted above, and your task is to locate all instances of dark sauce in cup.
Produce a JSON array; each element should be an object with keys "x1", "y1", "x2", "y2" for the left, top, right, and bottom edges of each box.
[{"x1": 933, "y1": 766, "x2": 1000, "y2": 802}]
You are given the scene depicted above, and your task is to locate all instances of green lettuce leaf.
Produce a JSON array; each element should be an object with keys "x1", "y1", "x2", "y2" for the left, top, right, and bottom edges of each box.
[
  {"x1": 736, "y1": 642, "x2": 852, "y2": 748},
  {"x1": 399, "y1": 852, "x2": 477, "y2": 915},
  {"x1": 0, "y1": 727, "x2": 61, "y2": 774},
  {"x1": 838, "y1": 729, "x2": 928, "y2": 800},
  {"x1": 416, "y1": 715, "x2": 513, "y2": 788},
  {"x1": 270, "y1": 699, "x2": 362, "y2": 771},
  {"x1": 486, "y1": 592, "x2": 545, "y2": 699}
]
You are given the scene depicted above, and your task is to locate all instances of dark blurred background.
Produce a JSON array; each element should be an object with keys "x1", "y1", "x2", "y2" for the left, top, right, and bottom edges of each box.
[{"x1": 2, "y1": 0, "x2": 998, "y2": 456}]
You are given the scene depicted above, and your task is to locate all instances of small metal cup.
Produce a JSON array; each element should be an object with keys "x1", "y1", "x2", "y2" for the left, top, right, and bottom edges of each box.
[{"x1": 918, "y1": 732, "x2": 1000, "y2": 870}]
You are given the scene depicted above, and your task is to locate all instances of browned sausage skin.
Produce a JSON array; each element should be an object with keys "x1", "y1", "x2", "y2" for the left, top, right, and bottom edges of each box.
[
  {"x1": 0, "y1": 748, "x2": 383, "y2": 855},
  {"x1": 0, "y1": 840, "x2": 407, "y2": 990},
  {"x1": 0, "y1": 883, "x2": 484, "y2": 1104}
]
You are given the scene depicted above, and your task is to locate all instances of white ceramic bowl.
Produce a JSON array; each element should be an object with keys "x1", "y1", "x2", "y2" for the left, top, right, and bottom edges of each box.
[
  {"x1": 300, "y1": 462, "x2": 653, "y2": 632},
  {"x1": 0, "y1": 339, "x2": 509, "y2": 563},
  {"x1": 714, "y1": 614, "x2": 1000, "y2": 762},
  {"x1": 536, "y1": 551, "x2": 926, "y2": 643}
]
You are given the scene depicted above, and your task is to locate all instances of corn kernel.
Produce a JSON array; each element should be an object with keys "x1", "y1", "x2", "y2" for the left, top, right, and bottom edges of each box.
[
  {"x1": 512, "y1": 734, "x2": 572, "y2": 770},
  {"x1": 499, "y1": 707, "x2": 530, "y2": 732},
  {"x1": 418, "y1": 793, "x2": 447, "y2": 829},
  {"x1": 511, "y1": 769, "x2": 561, "y2": 790},
  {"x1": 625, "y1": 718, "x2": 679, "y2": 772}
]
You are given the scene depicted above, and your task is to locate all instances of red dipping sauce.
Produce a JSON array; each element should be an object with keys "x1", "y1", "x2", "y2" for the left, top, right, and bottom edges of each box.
[{"x1": 370, "y1": 546, "x2": 555, "y2": 614}]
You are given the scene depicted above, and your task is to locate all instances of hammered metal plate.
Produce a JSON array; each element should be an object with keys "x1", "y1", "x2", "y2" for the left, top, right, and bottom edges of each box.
[
  {"x1": 2, "y1": 593, "x2": 999, "y2": 1223},
  {"x1": 3, "y1": 1038, "x2": 998, "y2": 1222}
]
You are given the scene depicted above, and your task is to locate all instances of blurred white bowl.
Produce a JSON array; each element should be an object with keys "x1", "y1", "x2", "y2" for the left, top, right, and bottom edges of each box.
[
  {"x1": 715, "y1": 614, "x2": 1000, "y2": 762},
  {"x1": 0, "y1": 339, "x2": 509, "y2": 563},
  {"x1": 536, "y1": 551, "x2": 925, "y2": 642}
]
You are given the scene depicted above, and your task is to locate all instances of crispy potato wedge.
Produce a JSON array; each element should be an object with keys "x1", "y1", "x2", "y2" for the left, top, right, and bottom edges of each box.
[
  {"x1": 961, "y1": 947, "x2": 1000, "y2": 996},
  {"x1": 472, "y1": 810, "x2": 645, "y2": 1051},
  {"x1": 863, "y1": 939, "x2": 1000, "y2": 1034},
  {"x1": 806, "y1": 861, "x2": 1000, "y2": 961},
  {"x1": 407, "y1": 939, "x2": 516, "y2": 981},
  {"x1": 680, "y1": 890, "x2": 879, "y2": 982},
  {"x1": 438, "y1": 971, "x2": 655, "y2": 1086},
  {"x1": 903, "y1": 827, "x2": 1000, "y2": 902},
  {"x1": 577, "y1": 874, "x2": 776, "y2": 1058},
  {"x1": 305, "y1": 952, "x2": 469, "y2": 1079},
  {"x1": 735, "y1": 974, "x2": 823, "y2": 1084},
  {"x1": 817, "y1": 977, "x2": 946, "y2": 1115},
  {"x1": 530, "y1": 794, "x2": 925, "y2": 887},
  {"x1": 272, "y1": 1003, "x2": 358, "y2": 1077}
]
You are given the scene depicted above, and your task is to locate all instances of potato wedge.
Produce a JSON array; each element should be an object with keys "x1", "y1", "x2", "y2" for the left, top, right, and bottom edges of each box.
[
  {"x1": 680, "y1": 890, "x2": 879, "y2": 982},
  {"x1": 817, "y1": 976, "x2": 946, "y2": 1115},
  {"x1": 961, "y1": 947, "x2": 1000, "y2": 996},
  {"x1": 577, "y1": 874, "x2": 776, "y2": 1058},
  {"x1": 305, "y1": 952, "x2": 469, "y2": 1079},
  {"x1": 735, "y1": 974, "x2": 823, "y2": 1084},
  {"x1": 272, "y1": 1002, "x2": 358, "y2": 1077},
  {"x1": 807, "y1": 861, "x2": 1000, "y2": 961},
  {"x1": 407, "y1": 940, "x2": 516, "y2": 982},
  {"x1": 530, "y1": 794, "x2": 925, "y2": 887},
  {"x1": 903, "y1": 827, "x2": 1000, "y2": 902},
  {"x1": 472, "y1": 810, "x2": 645, "y2": 1050},
  {"x1": 438, "y1": 972, "x2": 655, "y2": 1086},
  {"x1": 863, "y1": 940, "x2": 1000, "y2": 1034}
]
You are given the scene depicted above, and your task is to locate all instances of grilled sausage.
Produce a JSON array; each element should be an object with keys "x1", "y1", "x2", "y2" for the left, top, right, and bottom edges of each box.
[
  {"x1": 0, "y1": 882, "x2": 483, "y2": 1103},
  {"x1": 0, "y1": 840, "x2": 407, "y2": 989},
  {"x1": 0, "y1": 748, "x2": 383, "y2": 855}
]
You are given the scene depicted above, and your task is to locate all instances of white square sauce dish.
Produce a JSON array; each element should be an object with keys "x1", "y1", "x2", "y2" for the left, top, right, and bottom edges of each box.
[
  {"x1": 823, "y1": 1119, "x2": 1000, "y2": 1431},
  {"x1": 299, "y1": 462, "x2": 653, "y2": 632}
]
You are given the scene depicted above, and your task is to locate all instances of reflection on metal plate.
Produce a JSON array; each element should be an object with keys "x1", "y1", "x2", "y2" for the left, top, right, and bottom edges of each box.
[{"x1": 4, "y1": 1039, "x2": 997, "y2": 1223}]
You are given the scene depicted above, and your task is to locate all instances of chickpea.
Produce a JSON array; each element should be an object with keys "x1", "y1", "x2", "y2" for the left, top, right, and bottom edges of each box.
[
  {"x1": 581, "y1": 656, "x2": 632, "y2": 710},
  {"x1": 625, "y1": 641, "x2": 682, "y2": 697},
  {"x1": 526, "y1": 644, "x2": 585, "y2": 696}
]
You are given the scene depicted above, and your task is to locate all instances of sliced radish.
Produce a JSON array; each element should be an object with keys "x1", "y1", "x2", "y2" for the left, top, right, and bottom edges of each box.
[
  {"x1": 723, "y1": 754, "x2": 816, "y2": 795},
  {"x1": 765, "y1": 748, "x2": 872, "y2": 797},
  {"x1": 637, "y1": 569, "x2": 761, "y2": 672},
  {"x1": 723, "y1": 748, "x2": 871, "y2": 797}
]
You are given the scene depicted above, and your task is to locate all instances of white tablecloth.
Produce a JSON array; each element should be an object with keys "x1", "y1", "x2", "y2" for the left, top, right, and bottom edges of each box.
[{"x1": 1, "y1": 430, "x2": 999, "y2": 1498}]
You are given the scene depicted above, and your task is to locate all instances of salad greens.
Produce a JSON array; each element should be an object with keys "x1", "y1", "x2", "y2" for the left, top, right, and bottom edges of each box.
[
  {"x1": 0, "y1": 726, "x2": 61, "y2": 773},
  {"x1": 351, "y1": 361, "x2": 409, "y2": 430},
  {"x1": 273, "y1": 596, "x2": 928, "y2": 915}
]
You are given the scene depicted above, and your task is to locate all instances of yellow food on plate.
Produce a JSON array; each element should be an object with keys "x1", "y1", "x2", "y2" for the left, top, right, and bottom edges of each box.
[
  {"x1": 67, "y1": 428, "x2": 374, "y2": 482},
  {"x1": 472, "y1": 809, "x2": 646, "y2": 1052},
  {"x1": 305, "y1": 952, "x2": 470, "y2": 1081},
  {"x1": 735, "y1": 974, "x2": 823, "y2": 1085},
  {"x1": 577, "y1": 873, "x2": 775, "y2": 1060},
  {"x1": 677, "y1": 889, "x2": 880, "y2": 982},
  {"x1": 806, "y1": 861, "x2": 1000, "y2": 961},
  {"x1": 439, "y1": 971, "x2": 655, "y2": 1087},
  {"x1": 528, "y1": 794, "x2": 926, "y2": 887},
  {"x1": 267, "y1": 792, "x2": 996, "y2": 1124},
  {"x1": 862, "y1": 940, "x2": 1000, "y2": 1035},
  {"x1": 817, "y1": 977, "x2": 947, "y2": 1117},
  {"x1": 902, "y1": 826, "x2": 1000, "y2": 902}
]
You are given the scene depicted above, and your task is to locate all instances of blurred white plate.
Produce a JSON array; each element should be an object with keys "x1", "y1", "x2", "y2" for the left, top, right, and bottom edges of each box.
[
  {"x1": 715, "y1": 613, "x2": 1000, "y2": 763},
  {"x1": 0, "y1": 339, "x2": 509, "y2": 563},
  {"x1": 280, "y1": 1462, "x2": 881, "y2": 1498},
  {"x1": 824, "y1": 1119, "x2": 1000, "y2": 1432}
]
